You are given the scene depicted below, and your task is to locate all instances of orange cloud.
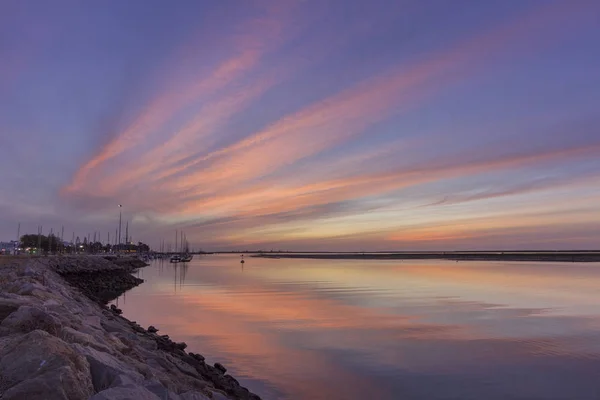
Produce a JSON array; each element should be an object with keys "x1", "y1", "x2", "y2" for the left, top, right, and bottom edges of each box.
[
  {"x1": 142, "y1": 1, "x2": 587, "y2": 199},
  {"x1": 64, "y1": 48, "x2": 263, "y2": 193},
  {"x1": 59, "y1": 1, "x2": 600, "y2": 251},
  {"x1": 63, "y1": 1, "x2": 302, "y2": 195}
]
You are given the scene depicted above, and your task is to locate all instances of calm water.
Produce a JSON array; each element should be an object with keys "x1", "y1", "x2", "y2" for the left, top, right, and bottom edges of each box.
[{"x1": 113, "y1": 255, "x2": 600, "y2": 399}]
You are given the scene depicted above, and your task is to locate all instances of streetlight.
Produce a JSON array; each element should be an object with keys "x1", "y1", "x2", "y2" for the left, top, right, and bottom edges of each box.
[{"x1": 118, "y1": 204, "x2": 122, "y2": 249}]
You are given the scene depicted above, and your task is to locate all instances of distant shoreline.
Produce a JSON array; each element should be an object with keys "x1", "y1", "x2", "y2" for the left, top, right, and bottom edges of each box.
[{"x1": 251, "y1": 251, "x2": 600, "y2": 263}]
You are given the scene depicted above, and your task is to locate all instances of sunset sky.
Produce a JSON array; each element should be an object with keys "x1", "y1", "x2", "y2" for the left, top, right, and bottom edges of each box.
[{"x1": 1, "y1": 0, "x2": 599, "y2": 251}]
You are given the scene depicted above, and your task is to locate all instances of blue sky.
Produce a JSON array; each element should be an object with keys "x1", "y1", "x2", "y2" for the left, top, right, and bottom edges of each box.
[{"x1": 1, "y1": 0, "x2": 599, "y2": 250}]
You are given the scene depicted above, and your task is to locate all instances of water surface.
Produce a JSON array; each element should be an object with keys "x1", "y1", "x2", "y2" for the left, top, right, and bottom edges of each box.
[{"x1": 114, "y1": 255, "x2": 600, "y2": 399}]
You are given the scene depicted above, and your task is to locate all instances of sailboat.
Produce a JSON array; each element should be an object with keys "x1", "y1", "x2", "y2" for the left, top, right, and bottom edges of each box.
[{"x1": 181, "y1": 236, "x2": 193, "y2": 262}]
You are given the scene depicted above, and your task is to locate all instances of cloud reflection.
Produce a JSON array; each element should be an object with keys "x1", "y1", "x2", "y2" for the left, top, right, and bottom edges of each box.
[{"x1": 115, "y1": 257, "x2": 600, "y2": 399}]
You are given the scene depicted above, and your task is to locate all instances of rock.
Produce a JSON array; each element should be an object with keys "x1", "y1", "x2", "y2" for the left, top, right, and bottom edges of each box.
[
  {"x1": 2, "y1": 366, "x2": 89, "y2": 400},
  {"x1": 166, "y1": 354, "x2": 201, "y2": 379},
  {"x1": 20, "y1": 266, "x2": 38, "y2": 277},
  {"x1": 0, "y1": 330, "x2": 93, "y2": 399},
  {"x1": 43, "y1": 299, "x2": 61, "y2": 307},
  {"x1": 71, "y1": 343, "x2": 144, "y2": 392},
  {"x1": 0, "y1": 298, "x2": 27, "y2": 322},
  {"x1": 176, "y1": 342, "x2": 188, "y2": 350},
  {"x1": 60, "y1": 326, "x2": 114, "y2": 354},
  {"x1": 106, "y1": 332, "x2": 132, "y2": 353},
  {"x1": 110, "y1": 304, "x2": 123, "y2": 315},
  {"x1": 1, "y1": 305, "x2": 61, "y2": 335},
  {"x1": 148, "y1": 325, "x2": 158, "y2": 333},
  {"x1": 16, "y1": 281, "x2": 48, "y2": 296},
  {"x1": 189, "y1": 353, "x2": 205, "y2": 362},
  {"x1": 181, "y1": 391, "x2": 212, "y2": 400},
  {"x1": 138, "y1": 336, "x2": 159, "y2": 351},
  {"x1": 224, "y1": 374, "x2": 240, "y2": 386},
  {"x1": 101, "y1": 318, "x2": 130, "y2": 334},
  {"x1": 144, "y1": 381, "x2": 183, "y2": 400},
  {"x1": 89, "y1": 385, "x2": 161, "y2": 400},
  {"x1": 214, "y1": 363, "x2": 227, "y2": 374},
  {"x1": 88, "y1": 374, "x2": 165, "y2": 400}
]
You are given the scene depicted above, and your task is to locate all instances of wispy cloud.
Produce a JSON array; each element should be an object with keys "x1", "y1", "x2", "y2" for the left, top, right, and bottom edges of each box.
[
  {"x1": 49, "y1": 0, "x2": 600, "y2": 249},
  {"x1": 63, "y1": 1, "x2": 303, "y2": 194}
]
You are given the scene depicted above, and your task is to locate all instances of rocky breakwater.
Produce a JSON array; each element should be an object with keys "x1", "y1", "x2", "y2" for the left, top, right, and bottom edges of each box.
[
  {"x1": 0, "y1": 256, "x2": 261, "y2": 400},
  {"x1": 54, "y1": 256, "x2": 148, "y2": 304}
]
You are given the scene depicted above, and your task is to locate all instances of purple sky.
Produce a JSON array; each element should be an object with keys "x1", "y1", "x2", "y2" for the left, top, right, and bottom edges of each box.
[{"x1": 1, "y1": 0, "x2": 599, "y2": 251}]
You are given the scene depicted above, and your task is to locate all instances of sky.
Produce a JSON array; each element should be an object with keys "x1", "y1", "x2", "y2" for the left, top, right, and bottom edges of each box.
[{"x1": 1, "y1": 0, "x2": 599, "y2": 251}]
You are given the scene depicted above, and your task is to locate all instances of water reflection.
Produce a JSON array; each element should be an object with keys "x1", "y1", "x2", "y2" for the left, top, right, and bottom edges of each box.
[{"x1": 112, "y1": 256, "x2": 600, "y2": 400}]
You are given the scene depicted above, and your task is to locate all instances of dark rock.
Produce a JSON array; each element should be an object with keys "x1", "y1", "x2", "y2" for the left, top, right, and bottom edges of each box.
[
  {"x1": 176, "y1": 342, "x2": 188, "y2": 350},
  {"x1": 0, "y1": 330, "x2": 93, "y2": 399},
  {"x1": 144, "y1": 381, "x2": 182, "y2": 400},
  {"x1": 62, "y1": 269, "x2": 144, "y2": 304},
  {"x1": 89, "y1": 385, "x2": 161, "y2": 400},
  {"x1": 1, "y1": 305, "x2": 61, "y2": 335},
  {"x1": 0, "y1": 298, "x2": 28, "y2": 322},
  {"x1": 16, "y1": 282, "x2": 48, "y2": 296},
  {"x1": 224, "y1": 374, "x2": 240, "y2": 386},
  {"x1": 71, "y1": 343, "x2": 144, "y2": 392},
  {"x1": 181, "y1": 391, "x2": 212, "y2": 400},
  {"x1": 148, "y1": 325, "x2": 158, "y2": 333},
  {"x1": 214, "y1": 363, "x2": 227, "y2": 374}
]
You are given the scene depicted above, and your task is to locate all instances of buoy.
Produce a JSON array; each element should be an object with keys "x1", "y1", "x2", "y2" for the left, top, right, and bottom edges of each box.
[{"x1": 241, "y1": 259, "x2": 245, "y2": 264}]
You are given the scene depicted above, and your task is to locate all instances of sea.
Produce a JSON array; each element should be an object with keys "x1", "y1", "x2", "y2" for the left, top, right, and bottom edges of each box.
[{"x1": 112, "y1": 254, "x2": 600, "y2": 400}]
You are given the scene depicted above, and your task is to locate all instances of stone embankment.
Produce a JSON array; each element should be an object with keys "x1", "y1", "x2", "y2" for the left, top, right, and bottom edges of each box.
[{"x1": 0, "y1": 256, "x2": 261, "y2": 400}]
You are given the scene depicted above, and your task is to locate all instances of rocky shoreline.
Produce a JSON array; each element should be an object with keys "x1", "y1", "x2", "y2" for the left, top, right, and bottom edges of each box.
[{"x1": 0, "y1": 255, "x2": 261, "y2": 400}]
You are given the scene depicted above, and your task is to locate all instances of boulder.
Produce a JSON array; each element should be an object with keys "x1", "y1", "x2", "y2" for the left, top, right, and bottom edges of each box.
[
  {"x1": 0, "y1": 298, "x2": 27, "y2": 322},
  {"x1": 189, "y1": 353, "x2": 205, "y2": 362},
  {"x1": 43, "y1": 299, "x2": 61, "y2": 307},
  {"x1": 71, "y1": 343, "x2": 144, "y2": 392},
  {"x1": 89, "y1": 374, "x2": 163, "y2": 400},
  {"x1": 144, "y1": 381, "x2": 183, "y2": 400},
  {"x1": 214, "y1": 363, "x2": 227, "y2": 374},
  {"x1": 2, "y1": 366, "x2": 88, "y2": 400},
  {"x1": 181, "y1": 391, "x2": 212, "y2": 400},
  {"x1": 16, "y1": 281, "x2": 46, "y2": 295},
  {"x1": 0, "y1": 330, "x2": 93, "y2": 399},
  {"x1": 148, "y1": 325, "x2": 158, "y2": 333},
  {"x1": 89, "y1": 385, "x2": 161, "y2": 400},
  {"x1": 20, "y1": 265, "x2": 38, "y2": 277},
  {"x1": 176, "y1": 342, "x2": 188, "y2": 350},
  {"x1": 60, "y1": 326, "x2": 113, "y2": 354},
  {"x1": 1, "y1": 305, "x2": 61, "y2": 335},
  {"x1": 166, "y1": 354, "x2": 201, "y2": 379},
  {"x1": 101, "y1": 318, "x2": 130, "y2": 334},
  {"x1": 106, "y1": 332, "x2": 135, "y2": 353}
]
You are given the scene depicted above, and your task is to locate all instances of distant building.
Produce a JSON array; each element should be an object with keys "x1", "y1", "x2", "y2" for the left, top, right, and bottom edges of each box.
[{"x1": 0, "y1": 240, "x2": 18, "y2": 255}]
